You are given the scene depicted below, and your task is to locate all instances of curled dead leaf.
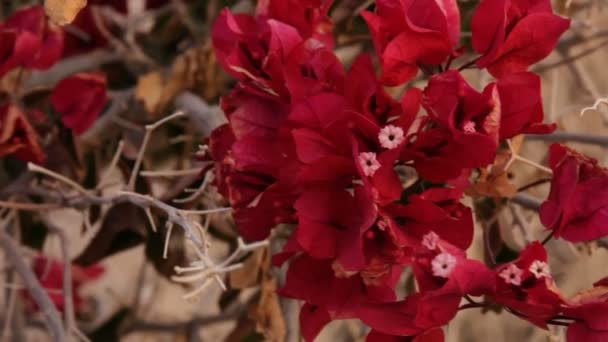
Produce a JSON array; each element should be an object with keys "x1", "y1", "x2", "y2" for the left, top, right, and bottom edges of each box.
[
  {"x1": 135, "y1": 71, "x2": 164, "y2": 114},
  {"x1": 229, "y1": 246, "x2": 270, "y2": 289},
  {"x1": 137, "y1": 42, "x2": 224, "y2": 117},
  {"x1": 466, "y1": 151, "x2": 517, "y2": 198},
  {"x1": 44, "y1": 0, "x2": 87, "y2": 26},
  {"x1": 248, "y1": 278, "x2": 287, "y2": 342}
]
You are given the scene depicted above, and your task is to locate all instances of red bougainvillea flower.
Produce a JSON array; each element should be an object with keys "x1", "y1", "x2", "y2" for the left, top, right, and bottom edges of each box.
[
  {"x1": 0, "y1": 104, "x2": 45, "y2": 164},
  {"x1": 208, "y1": 87, "x2": 299, "y2": 241},
  {"x1": 23, "y1": 256, "x2": 104, "y2": 313},
  {"x1": 383, "y1": 187, "x2": 475, "y2": 251},
  {"x1": 539, "y1": 144, "x2": 608, "y2": 242},
  {"x1": 496, "y1": 72, "x2": 555, "y2": 139},
  {"x1": 51, "y1": 72, "x2": 108, "y2": 135},
  {"x1": 283, "y1": 38, "x2": 345, "y2": 100},
  {"x1": 563, "y1": 277, "x2": 608, "y2": 342},
  {"x1": 357, "y1": 239, "x2": 494, "y2": 338},
  {"x1": 345, "y1": 54, "x2": 407, "y2": 126},
  {"x1": 471, "y1": 0, "x2": 570, "y2": 78},
  {"x1": 492, "y1": 242, "x2": 566, "y2": 327},
  {"x1": 408, "y1": 71, "x2": 500, "y2": 181},
  {"x1": 279, "y1": 254, "x2": 400, "y2": 341},
  {"x1": 362, "y1": 0, "x2": 460, "y2": 85},
  {"x1": 256, "y1": 0, "x2": 334, "y2": 48},
  {"x1": 0, "y1": 5, "x2": 64, "y2": 77},
  {"x1": 212, "y1": 9, "x2": 303, "y2": 99},
  {"x1": 294, "y1": 185, "x2": 376, "y2": 270}
]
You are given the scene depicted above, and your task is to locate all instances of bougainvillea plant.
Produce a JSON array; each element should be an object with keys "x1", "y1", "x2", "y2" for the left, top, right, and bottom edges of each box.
[
  {"x1": 1, "y1": 0, "x2": 608, "y2": 341},
  {"x1": 206, "y1": 0, "x2": 608, "y2": 341}
]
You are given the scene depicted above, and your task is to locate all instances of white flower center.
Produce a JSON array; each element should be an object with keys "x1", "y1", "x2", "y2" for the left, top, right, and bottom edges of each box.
[
  {"x1": 378, "y1": 125, "x2": 405, "y2": 149},
  {"x1": 529, "y1": 260, "x2": 551, "y2": 279},
  {"x1": 462, "y1": 120, "x2": 476, "y2": 133},
  {"x1": 422, "y1": 231, "x2": 440, "y2": 250},
  {"x1": 499, "y1": 264, "x2": 523, "y2": 286},
  {"x1": 431, "y1": 252, "x2": 457, "y2": 278},
  {"x1": 358, "y1": 152, "x2": 381, "y2": 177}
]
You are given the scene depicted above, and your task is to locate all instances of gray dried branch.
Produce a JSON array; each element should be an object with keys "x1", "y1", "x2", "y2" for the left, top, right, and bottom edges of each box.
[{"x1": 0, "y1": 230, "x2": 66, "y2": 341}]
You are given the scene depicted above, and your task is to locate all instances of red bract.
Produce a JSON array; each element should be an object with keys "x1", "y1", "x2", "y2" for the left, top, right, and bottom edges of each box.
[
  {"x1": 563, "y1": 278, "x2": 608, "y2": 342},
  {"x1": 383, "y1": 187, "x2": 475, "y2": 251},
  {"x1": 539, "y1": 144, "x2": 608, "y2": 242},
  {"x1": 283, "y1": 39, "x2": 345, "y2": 100},
  {"x1": 362, "y1": 0, "x2": 460, "y2": 85},
  {"x1": 256, "y1": 0, "x2": 334, "y2": 48},
  {"x1": 491, "y1": 242, "x2": 565, "y2": 327},
  {"x1": 208, "y1": 88, "x2": 299, "y2": 241},
  {"x1": 411, "y1": 71, "x2": 500, "y2": 181},
  {"x1": 0, "y1": 6, "x2": 64, "y2": 77},
  {"x1": 0, "y1": 104, "x2": 45, "y2": 164},
  {"x1": 358, "y1": 241, "x2": 493, "y2": 338},
  {"x1": 295, "y1": 185, "x2": 376, "y2": 269},
  {"x1": 471, "y1": 0, "x2": 570, "y2": 77},
  {"x1": 279, "y1": 254, "x2": 399, "y2": 341},
  {"x1": 496, "y1": 72, "x2": 555, "y2": 139},
  {"x1": 51, "y1": 72, "x2": 108, "y2": 135},
  {"x1": 212, "y1": 9, "x2": 302, "y2": 99},
  {"x1": 345, "y1": 54, "x2": 406, "y2": 125},
  {"x1": 24, "y1": 256, "x2": 104, "y2": 313}
]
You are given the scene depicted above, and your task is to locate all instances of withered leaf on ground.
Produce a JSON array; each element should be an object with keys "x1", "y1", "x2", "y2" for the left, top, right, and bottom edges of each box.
[
  {"x1": 44, "y1": 0, "x2": 87, "y2": 26},
  {"x1": 74, "y1": 202, "x2": 148, "y2": 266}
]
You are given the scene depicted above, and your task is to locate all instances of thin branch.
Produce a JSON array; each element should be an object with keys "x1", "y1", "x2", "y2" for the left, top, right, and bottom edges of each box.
[
  {"x1": 511, "y1": 193, "x2": 542, "y2": 211},
  {"x1": 127, "y1": 111, "x2": 185, "y2": 190},
  {"x1": 510, "y1": 205, "x2": 532, "y2": 243},
  {"x1": 97, "y1": 140, "x2": 125, "y2": 190},
  {"x1": 42, "y1": 221, "x2": 75, "y2": 339},
  {"x1": 0, "y1": 231, "x2": 66, "y2": 341},
  {"x1": 173, "y1": 170, "x2": 212, "y2": 204},
  {"x1": 28, "y1": 163, "x2": 91, "y2": 198},
  {"x1": 140, "y1": 168, "x2": 202, "y2": 178},
  {"x1": 505, "y1": 139, "x2": 553, "y2": 175},
  {"x1": 0, "y1": 201, "x2": 60, "y2": 211},
  {"x1": 172, "y1": 238, "x2": 269, "y2": 299},
  {"x1": 526, "y1": 131, "x2": 608, "y2": 147},
  {"x1": 163, "y1": 222, "x2": 174, "y2": 259}
]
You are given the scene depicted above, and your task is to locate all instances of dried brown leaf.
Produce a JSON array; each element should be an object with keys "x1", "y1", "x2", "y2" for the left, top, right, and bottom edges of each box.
[
  {"x1": 44, "y1": 0, "x2": 87, "y2": 26},
  {"x1": 510, "y1": 135, "x2": 524, "y2": 155},
  {"x1": 135, "y1": 71, "x2": 164, "y2": 114},
  {"x1": 466, "y1": 152, "x2": 517, "y2": 198},
  {"x1": 248, "y1": 279, "x2": 286, "y2": 342},
  {"x1": 229, "y1": 247, "x2": 269, "y2": 289}
]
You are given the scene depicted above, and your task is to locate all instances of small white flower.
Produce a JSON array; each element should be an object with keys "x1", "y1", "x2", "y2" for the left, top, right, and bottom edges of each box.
[
  {"x1": 529, "y1": 260, "x2": 551, "y2": 279},
  {"x1": 462, "y1": 120, "x2": 476, "y2": 133},
  {"x1": 499, "y1": 264, "x2": 524, "y2": 286},
  {"x1": 431, "y1": 252, "x2": 457, "y2": 278},
  {"x1": 422, "y1": 231, "x2": 440, "y2": 250},
  {"x1": 358, "y1": 152, "x2": 381, "y2": 177},
  {"x1": 378, "y1": 125, "x2": 405, "y2": 149}
]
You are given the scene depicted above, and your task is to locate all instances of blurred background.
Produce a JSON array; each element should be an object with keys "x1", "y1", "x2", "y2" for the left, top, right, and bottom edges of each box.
[{"x1": 1, "y1": 0, "x2": 608, "y2": 341}]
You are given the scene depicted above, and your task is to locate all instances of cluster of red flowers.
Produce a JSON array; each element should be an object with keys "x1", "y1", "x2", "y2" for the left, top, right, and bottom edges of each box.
[
  {"x1": 209, "y1": 0, "x2": 608, "y2": 341},
  {"x1": 0, "y1": 4, "x2": 127, "y2": 163}
]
